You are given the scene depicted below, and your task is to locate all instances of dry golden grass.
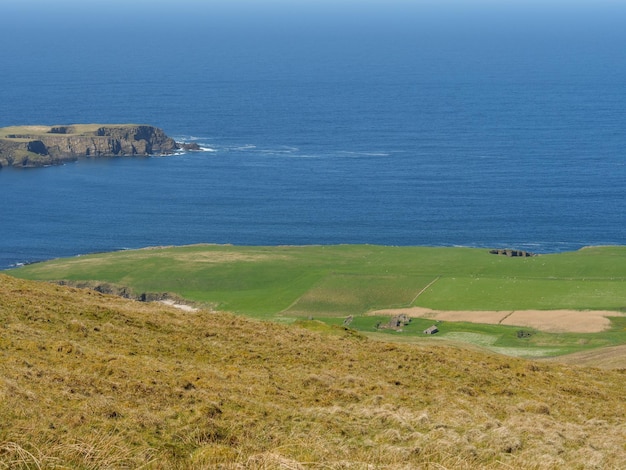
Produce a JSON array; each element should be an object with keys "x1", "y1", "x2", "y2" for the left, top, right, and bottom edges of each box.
[
  {"x1": 0, "y1": 124, "x2": 143, "y2": 139},
  {"x1": 1, "y1": 273, "x2": 626, "y2": 469}
]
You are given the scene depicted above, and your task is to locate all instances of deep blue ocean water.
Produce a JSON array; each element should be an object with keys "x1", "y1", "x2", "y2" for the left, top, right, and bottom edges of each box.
[{"x1": 1, "y1": 2, "x2": 625, "y2": 269}]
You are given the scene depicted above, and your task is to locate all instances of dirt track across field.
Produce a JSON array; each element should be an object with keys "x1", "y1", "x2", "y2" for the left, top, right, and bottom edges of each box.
[{"x1": 368, "y1": 307, "x2": 625, "y2": 333}]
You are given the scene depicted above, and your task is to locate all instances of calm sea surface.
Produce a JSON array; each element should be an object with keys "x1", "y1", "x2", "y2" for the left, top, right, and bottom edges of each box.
[{"x1": 1, "y1": 3, "x2": 625, "y2": 268}]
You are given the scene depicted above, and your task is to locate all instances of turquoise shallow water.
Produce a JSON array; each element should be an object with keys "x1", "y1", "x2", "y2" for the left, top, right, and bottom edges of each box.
[{"x1": 1, "y1": 3, "x2": 625, "y2": 268}]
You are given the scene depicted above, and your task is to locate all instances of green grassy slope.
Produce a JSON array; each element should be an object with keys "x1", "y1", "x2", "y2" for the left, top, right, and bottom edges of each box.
[
  {"x1": 1, "y1": 273, "x2": 626, "y2": 469},
  {"x1": 8, "y1": 244, "x2": 626, "y2": 359},
  {"x1": 10, "y1": 244, "x2": 626, "y2": 314}
]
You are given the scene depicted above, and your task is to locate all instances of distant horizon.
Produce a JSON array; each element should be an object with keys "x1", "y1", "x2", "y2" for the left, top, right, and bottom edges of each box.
[
  {"x1": 3, "y1": 1, "x2": 625, "y2": 53},
  {"x1": 4, "y1": 0, "x2": 626, "y2": 21}
]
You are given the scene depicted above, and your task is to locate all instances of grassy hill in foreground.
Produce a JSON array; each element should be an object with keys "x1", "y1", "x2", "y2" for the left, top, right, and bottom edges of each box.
[
  {"x1": 9, "y1": 244, "x2": 626, "y2": 360},
  {"x1": 1, "y1": 273, "x2": 626, "y2": 469}
]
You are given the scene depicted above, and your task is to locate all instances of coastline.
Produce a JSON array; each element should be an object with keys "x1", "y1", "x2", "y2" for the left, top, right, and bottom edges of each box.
[{"x1": 3, "y1": 242, "x2": 625, "y2": 272}]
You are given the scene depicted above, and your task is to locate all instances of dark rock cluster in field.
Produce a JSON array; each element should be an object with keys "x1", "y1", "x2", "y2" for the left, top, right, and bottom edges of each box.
[
  {"x1": 55, "y1": 279, "x2": 192, "y2": 305},
  {"x1": 489, "y1": 249, "x2": 537, "y2": 257},
  {"x1": 0, "y1": 124, "x2": 187, "y2": 168}
]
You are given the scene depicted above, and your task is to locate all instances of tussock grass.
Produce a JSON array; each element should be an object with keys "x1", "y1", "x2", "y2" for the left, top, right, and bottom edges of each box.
[{"x1": 1, "y1": 273, "x2": 626, "y2": 468}]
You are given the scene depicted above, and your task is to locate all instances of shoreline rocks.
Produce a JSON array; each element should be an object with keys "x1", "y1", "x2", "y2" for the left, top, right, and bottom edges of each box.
[{"x1": 489, "y1": 249, "x2": 537, "y2": 257}]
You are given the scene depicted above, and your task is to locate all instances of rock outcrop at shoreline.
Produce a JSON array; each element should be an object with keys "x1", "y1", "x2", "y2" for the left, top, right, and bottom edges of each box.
[
  {"x1": 489, "y1": 248, "x2": 537, "y2": 257},
  {"x1": 0, "y1": 124, "x2": 184, "y2": 168}
]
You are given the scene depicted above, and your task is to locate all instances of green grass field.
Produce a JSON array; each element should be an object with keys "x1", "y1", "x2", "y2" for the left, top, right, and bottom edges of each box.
[{"x1": 8, "y1": 244, "x2": 626, "y2": 359}]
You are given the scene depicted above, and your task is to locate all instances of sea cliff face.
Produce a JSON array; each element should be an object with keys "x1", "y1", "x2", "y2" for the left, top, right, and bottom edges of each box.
[{"x1": 0, "y1": 124, "x2": 179, "y2": 168}]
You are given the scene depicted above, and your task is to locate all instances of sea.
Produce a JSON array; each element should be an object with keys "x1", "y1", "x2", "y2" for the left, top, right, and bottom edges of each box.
[{"x1": 1, "y1": 1, "x2": 625, "y2": 269}]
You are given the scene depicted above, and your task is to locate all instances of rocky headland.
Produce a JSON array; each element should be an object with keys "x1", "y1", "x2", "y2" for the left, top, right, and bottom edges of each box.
[{"x1": 0, "y1": 124, "x2": 190, "y2": 168}]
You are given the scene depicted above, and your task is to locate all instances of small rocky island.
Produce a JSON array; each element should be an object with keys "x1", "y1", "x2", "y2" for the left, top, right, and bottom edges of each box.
[{"x1": 0, "y1": 124, "x2": 197, "y2": 168}]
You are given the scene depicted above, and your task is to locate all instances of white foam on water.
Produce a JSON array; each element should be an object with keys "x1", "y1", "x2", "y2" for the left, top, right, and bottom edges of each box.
[
  {"x1": 232, "y1": 144, "x2": 257, "y2": 151},
  {"x1": 336, "y1": 150, "x2": 391, "y2": 158}
]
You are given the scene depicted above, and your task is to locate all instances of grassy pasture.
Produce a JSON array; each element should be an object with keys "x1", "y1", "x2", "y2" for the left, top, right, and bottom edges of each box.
[
  {"x1": 319, "y1": 313, "x2": 626, "y2": 359},
  {"x1": 8, "y1": 244, "x2": 626, "y2": 359},
  {"x1": 419, "y1": 276, "x2": 626, "y2": 311},
  {"x1": 283, "y1": 273, "x2": 434, "y2": 316}
]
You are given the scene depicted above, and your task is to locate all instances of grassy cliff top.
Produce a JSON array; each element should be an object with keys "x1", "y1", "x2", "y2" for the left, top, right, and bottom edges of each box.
[
  {"x1": 13, "y1": 245, "x2": 626, "y2": 313},
  {"x1": 0, "y1": 124, "x2": 147, "y2": 140},
  {"x1": 1, "y1": 272, "x2": 625, "y2": 468}
]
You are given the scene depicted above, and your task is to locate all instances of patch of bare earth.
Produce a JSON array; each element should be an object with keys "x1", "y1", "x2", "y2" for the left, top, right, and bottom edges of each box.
[
  {"x1": 157, "y1": 299, "x2": 199, "y2": 312},
  {"x1": 501, "y1": 310, "x2": 622, "y2": 333},
  {"x1": 368, "y1": 307, "x2": 624, "y2": 333}
]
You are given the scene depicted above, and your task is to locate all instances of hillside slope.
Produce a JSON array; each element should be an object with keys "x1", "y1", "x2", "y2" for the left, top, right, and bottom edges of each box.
[{"x1": 1, "y1": 273, "x2": 625, "y2": 469}]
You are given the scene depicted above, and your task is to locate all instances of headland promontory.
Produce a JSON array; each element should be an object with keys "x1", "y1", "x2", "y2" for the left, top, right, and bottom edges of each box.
[{"x1": 0, "y1": 124, "x2": 184, "y2": 168}]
